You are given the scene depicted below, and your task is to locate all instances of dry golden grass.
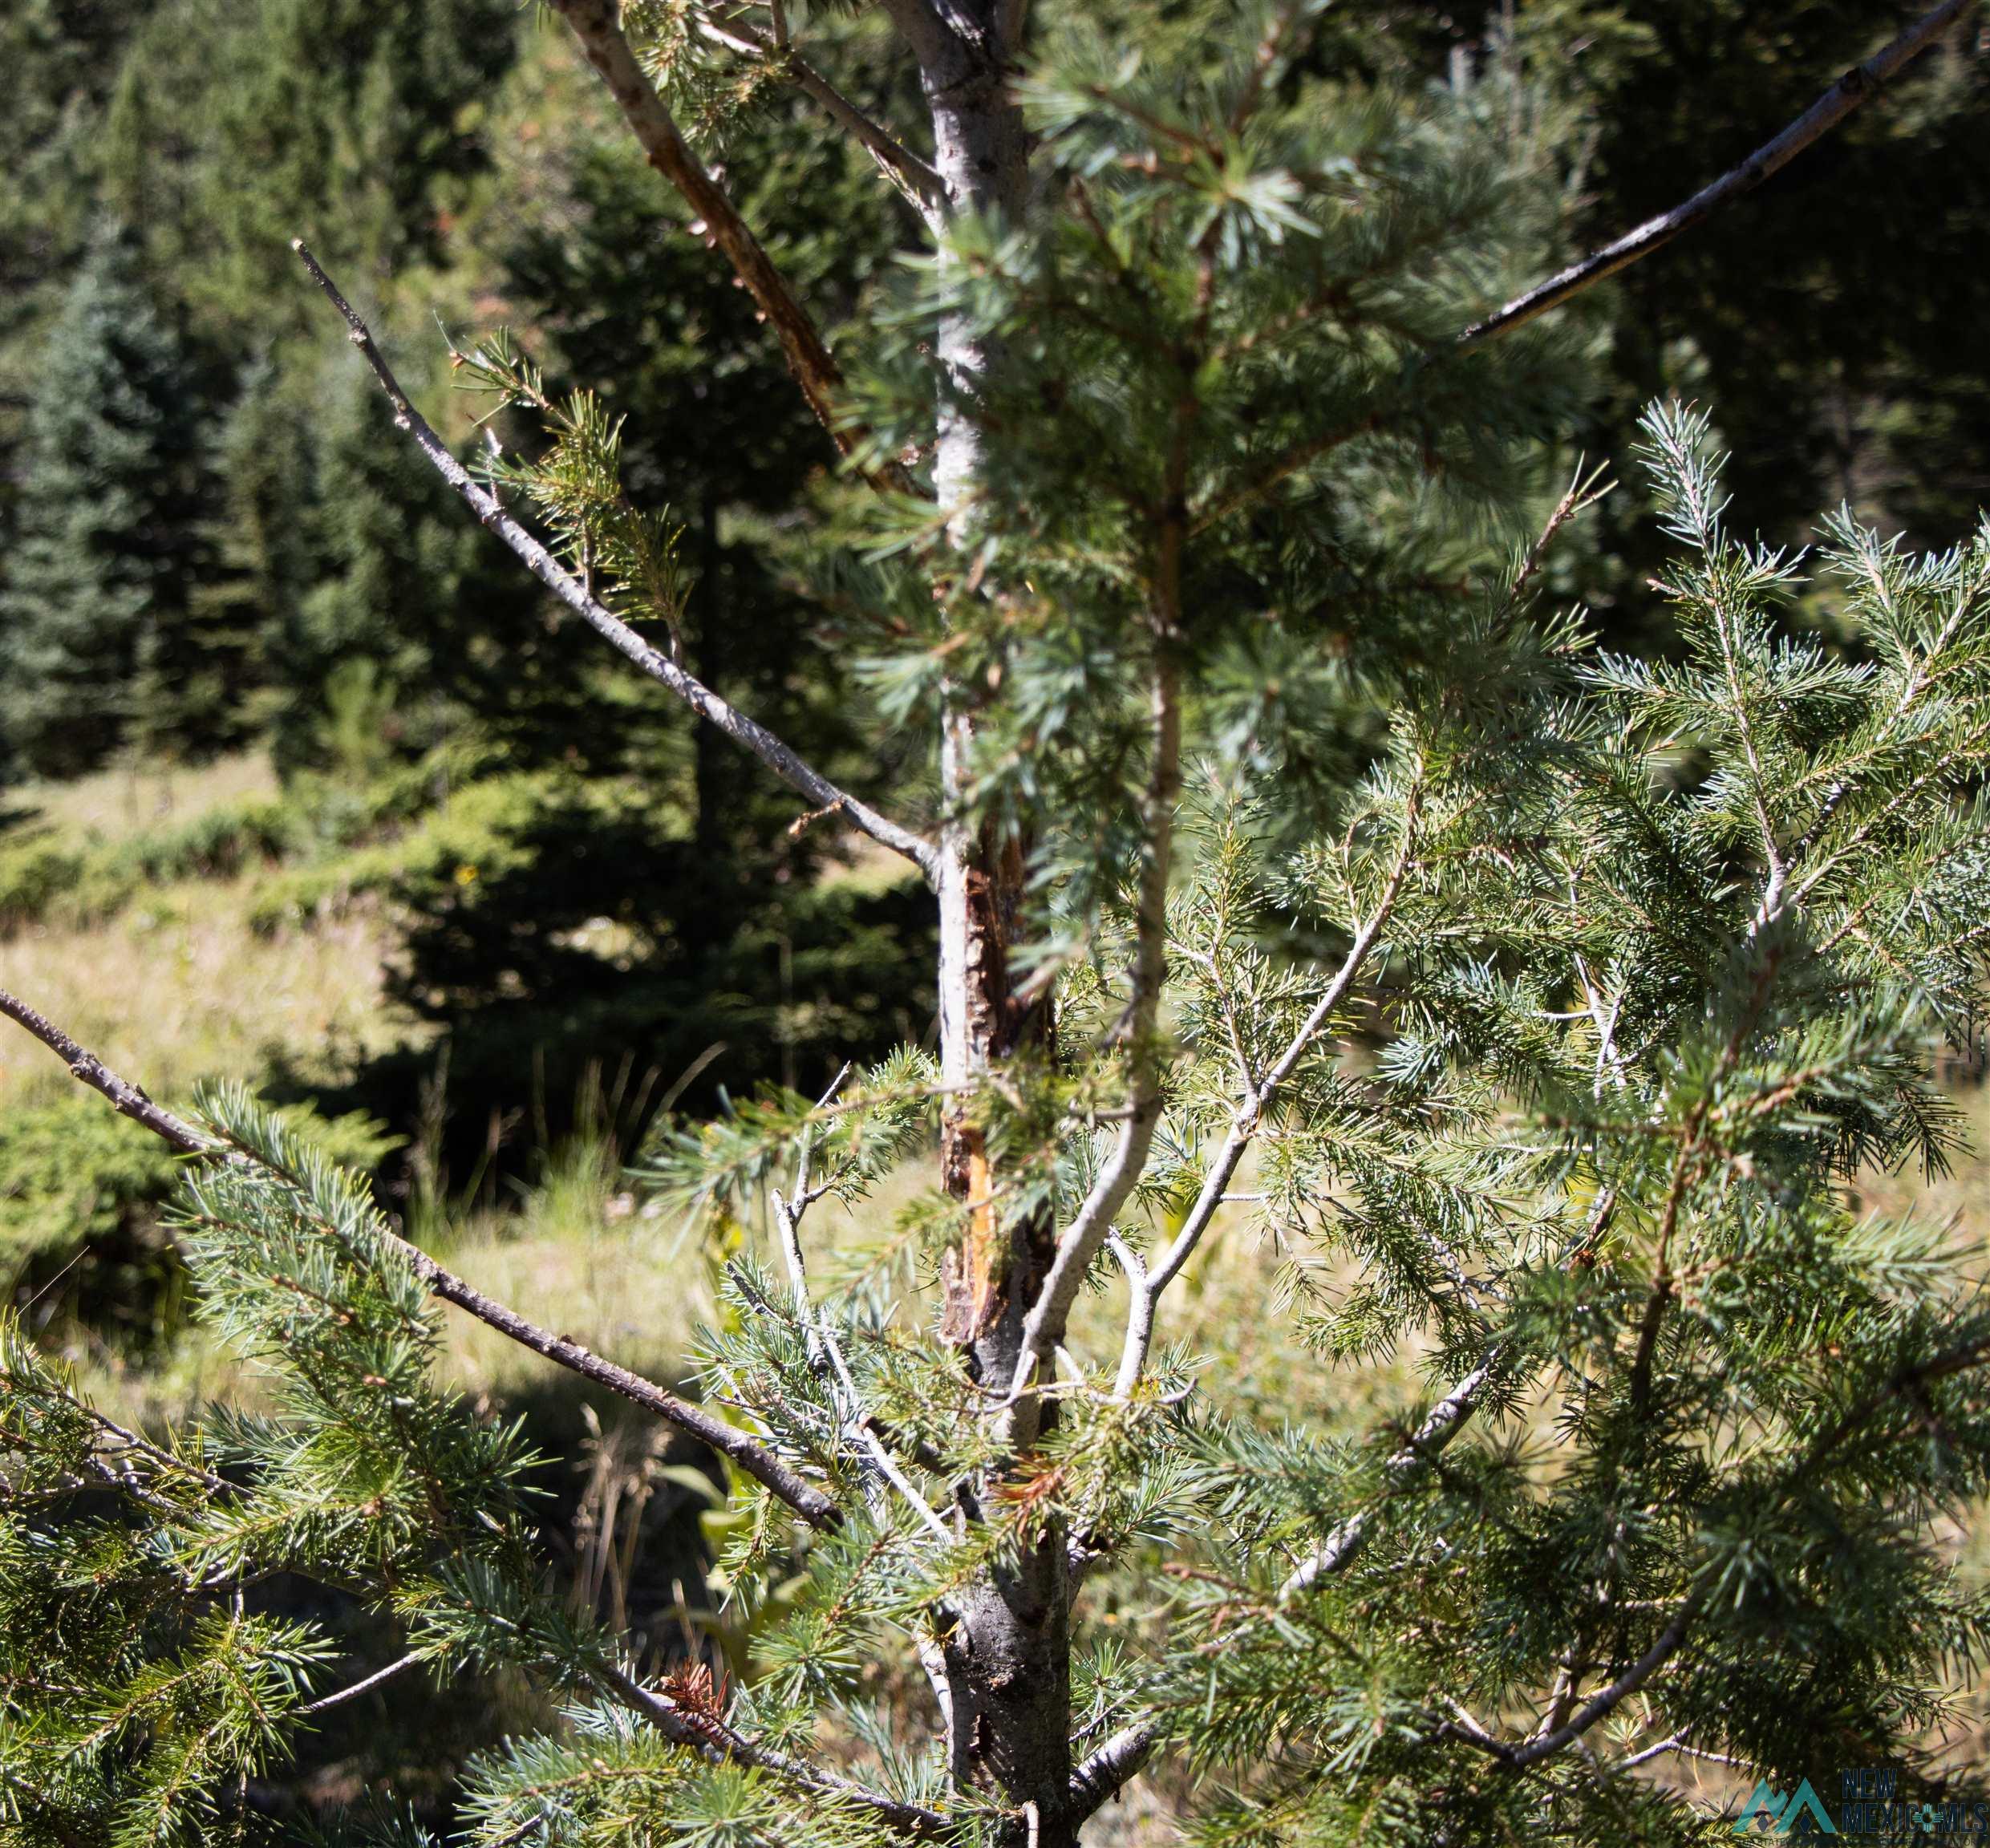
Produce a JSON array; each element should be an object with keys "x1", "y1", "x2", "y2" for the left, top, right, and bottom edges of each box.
[
  {"x1": 1855, "y1": 1080, "x2": 1990, "y2": 1239},
  {"x1": 15, "y1": 750, "x2": 281, "y2": 842},
  {"x1": 1, "y1": 747, "x2": 413, "y2": 1112},
  {"x1": 0, "y1": 874, "x2": 404, "y2": 1112}
]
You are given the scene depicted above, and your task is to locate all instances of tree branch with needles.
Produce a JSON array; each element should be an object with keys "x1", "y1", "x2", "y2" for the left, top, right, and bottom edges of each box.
[
  {"x1": 290, "y1": 241, "x2": 936, "y2": 884},
  {"x1": 998, "y1": 304, "x2": 1217, "y2": 1447},
  {"x1": 1214, "y1": 1, "x2": 1973, "y2": 524},
  {"x1": 1000, "y1": 650, "x2": 1182, "y2": 1449},
  {"x1": 692, "y1": 11, "x2": 946, "y2": 215},
  {"x1": 1423, "y1": 1288, "x2": 1990, "y2": 1775},
  {"x1": 1110, "y1": 465, "x2": 1599, "y2": 1400},
  {"x1": 595, "y1": 1661, "x2": 953, "y2": 1836},
  {"x1": 1112, "y1": 788, "x2": 1422, "y2": 1400},
  {"x1": 0, "y1": 983, "x2": 845, "y2": 1531},
  {"x1": 0, "y1": 1005, "x2": 970, "y2": 1830}
]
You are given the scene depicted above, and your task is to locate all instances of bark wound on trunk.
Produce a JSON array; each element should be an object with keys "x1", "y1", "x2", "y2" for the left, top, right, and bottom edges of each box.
[
  {"x1": 938, "y1": 837, "x2": 1039, "y2": 1352},
  {"x1": 934, "y1": 825, "x2": 1076, "y2": 1848},
  {"x1": 927, "y1": 637, "x2": 1078, "y2": 1830}
]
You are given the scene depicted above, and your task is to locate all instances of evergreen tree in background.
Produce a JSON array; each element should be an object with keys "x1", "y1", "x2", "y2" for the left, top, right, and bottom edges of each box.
[
  {"x1": 0, "y1": 228, "x2": 233, "y2": 778},
  {"x1": 0, "y1": 0, "x2": 155, "y2": 475},
  {"x1": 101, "y1": 0, "x2": 521, "y2": 345},
  {"x1": 356, "y1": 72, "x2": 936, "y2": 1152}
]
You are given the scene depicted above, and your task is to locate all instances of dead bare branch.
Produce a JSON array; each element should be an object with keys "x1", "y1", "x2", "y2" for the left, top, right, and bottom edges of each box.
[
  {"x1": 1459, "y1": 0, "x2": 1976, "y2": 348},
  {"x1": 548, "y1": 0, "x2": 850, "y2": 444}
]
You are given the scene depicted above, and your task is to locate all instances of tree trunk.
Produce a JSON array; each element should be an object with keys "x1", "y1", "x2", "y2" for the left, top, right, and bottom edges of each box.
[{"x1": 897, "y1": 6, "x2": 1080, "y2": 1839}]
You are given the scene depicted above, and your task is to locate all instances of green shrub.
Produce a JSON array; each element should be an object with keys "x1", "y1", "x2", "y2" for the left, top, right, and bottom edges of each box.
[
  {"x1": 0, "y1": 1094, "x2": 180, "y2": 1346},
  {"x1": 245, "y1": 769, "x2": 557, "y2": 934},
  {"x1": 0, "y1": 832, "x2": 87, "y2": 929},
  {"x1": 0, "y1": 742, "x2": 503, "y2": 937},
  {"x1": 0, "y1": 798, "x2": 294, "y2": 933},
  {"x1": 0, "y1": 1092, "x2": 400, "y2": 1349},
  {"x1": 107, "y1": 798, "x2": 295, "y2": 882}
]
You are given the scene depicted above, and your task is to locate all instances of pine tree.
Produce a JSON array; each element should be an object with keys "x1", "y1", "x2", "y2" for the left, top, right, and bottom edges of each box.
[
  {"x1": 100, "y1": 0, "x2": 521, "y2": 345},
  {"x1": 3, "y1": 4, "x2": 1987, "y2": 1846},
  {"x1": 0, "y1": 227, "x2": 226, "y2": 778},
  {"x1": 0, "y1": 0, "x2": 155, "y2": 470}
]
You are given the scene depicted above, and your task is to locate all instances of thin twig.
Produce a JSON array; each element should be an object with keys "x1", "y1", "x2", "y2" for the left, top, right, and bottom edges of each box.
[
  {"x1": 771, "y1": 1073, "x2": 954, "y2": 1545},
  {"x1": 1113, "y1": 788, "x2": 1421, "y2": 1398},
  {"x1": 1268, "y1": 1192, "x2": 1617, "y2": 1599},
  {"x1": 781, "y1": 1104, "x2": 953, "y2": 1538},
  {"x1": 1003, "y1": 650, "x2": 1182, "y2": 1437},
  {"x1": 89, "y1": 1408, "x2": 229, "y2": 1497},
  {"x1": 548, "y1": 0, "x2": 853, "y2": 453},
  {"x1": 291, "y1": 243, "x2": 935, "y2": 883},
  {"x1": 1458, "y1": 0, "x2": 1975, "y2": 348},
  {"x1": 1277, "y1": 1352, "x2": 1500, "y2": 1599},
  {"x1": 1440, "y1": 1696, "x2": 1510, "y2": 1753},
  {"x1": 0, "y1": 984, "x2": 844, "y2": 1531},
  {"x1": 302, "y1": 1650, "x2": 424, "y2": 1716},
  {"x1": 1443, "y1": 1595, "x2": 1702, "y2": 1769},
  {"x1": 1615, "y1": 1732, "x2": 1688, "y2": 1771}
]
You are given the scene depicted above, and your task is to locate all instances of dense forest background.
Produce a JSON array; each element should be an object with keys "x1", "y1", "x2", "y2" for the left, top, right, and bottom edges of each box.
[{"x1": 1, "y1": 0, "x2": 1986, "y2": 1822}]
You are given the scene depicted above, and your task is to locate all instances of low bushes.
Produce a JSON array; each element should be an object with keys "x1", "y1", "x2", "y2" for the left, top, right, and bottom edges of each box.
[{"x1": 1, "y1": 1092, "x2": 399, "y2": 1349}]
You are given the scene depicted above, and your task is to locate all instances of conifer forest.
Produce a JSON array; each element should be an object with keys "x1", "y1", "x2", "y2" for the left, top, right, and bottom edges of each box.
[{"x1": 4, "y1": 2, "x2": 1990, "y2": 1842}]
